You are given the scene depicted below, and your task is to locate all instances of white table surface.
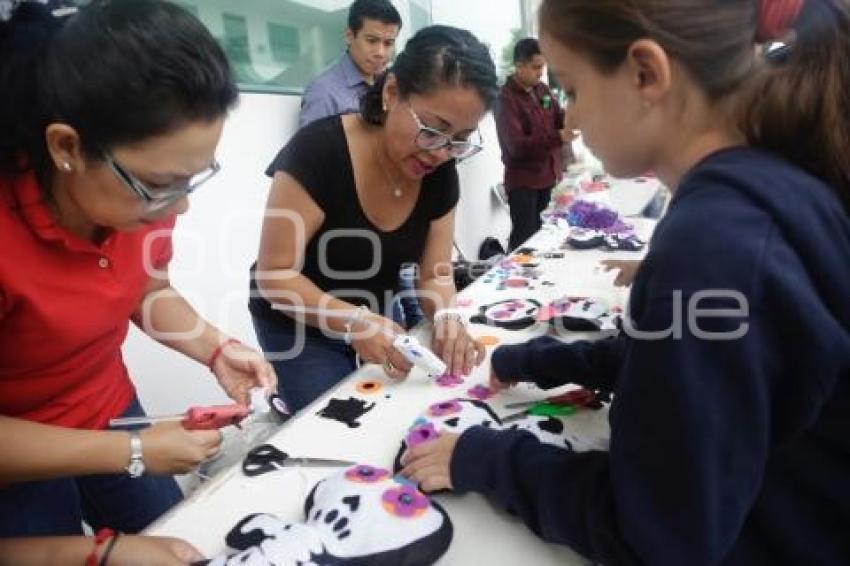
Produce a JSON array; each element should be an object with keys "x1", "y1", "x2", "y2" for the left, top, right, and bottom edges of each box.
[{"x1": 146, "y1": 215, "x2": 657, "y2": 565}]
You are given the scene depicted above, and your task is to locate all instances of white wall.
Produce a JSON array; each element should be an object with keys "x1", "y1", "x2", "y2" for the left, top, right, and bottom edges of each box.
[
  {"x1": 125, "y1": 93, "x2": 299, "y2": 414},
  {"x1": 125, "y1": 91, "x2": 508, "y2": 415}
]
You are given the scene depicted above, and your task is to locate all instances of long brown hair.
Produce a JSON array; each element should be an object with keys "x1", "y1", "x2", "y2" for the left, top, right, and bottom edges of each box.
[{"x1": 539, "y1": 0, "x2": 850, "y2": 210}]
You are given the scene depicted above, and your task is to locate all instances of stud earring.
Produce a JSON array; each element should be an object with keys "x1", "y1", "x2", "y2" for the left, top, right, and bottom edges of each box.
[{"x1": 62, "y1": 162, "x2": 72, "y2": 171}]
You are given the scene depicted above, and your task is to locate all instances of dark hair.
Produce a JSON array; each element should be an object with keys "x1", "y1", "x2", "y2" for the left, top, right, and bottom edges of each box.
[
  {"x1": 0, "y1": 0, "x2": 238, "y2": 186},
  {"x1": 513, "y1": 37, "x2": 541, "y2": 64},
  {"x1": 360, "y1": 25, "x2": 498, "y2": 125},
  {"x1": 348, "y1": 0, "x2": 402, "y2": 34},
  {"x1": 538, "y1": 0, "x2": 850, "y2": 209}
]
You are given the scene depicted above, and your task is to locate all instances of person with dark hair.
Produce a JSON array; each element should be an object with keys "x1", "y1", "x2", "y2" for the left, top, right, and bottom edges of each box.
[
  {"x1": 251, "y1": 25, "x2": 499, "y2": 413},
  {"x1": 403, "y1": 1, "x2": 850, "y2": 564},
  {"x1": 298, "y1": 0, "x2": 402, "y2": 128},
  {"x1": 0, "y1": 0, "x2": 275, "y2": 537},
  {"x1": 496, "y1": 37, "x2": 575, "y2": 251}
]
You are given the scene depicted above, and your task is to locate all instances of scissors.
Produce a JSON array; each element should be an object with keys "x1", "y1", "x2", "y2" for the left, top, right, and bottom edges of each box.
[
  {"x1": 242, "y1": 443, "x2": 357, "y2": 477},
  {"x1": 503, "y1": 388, "x2": 597, "y2": 410},
  {"x1": 501, "y1": 403, "x2": 578, "y2": 424}
]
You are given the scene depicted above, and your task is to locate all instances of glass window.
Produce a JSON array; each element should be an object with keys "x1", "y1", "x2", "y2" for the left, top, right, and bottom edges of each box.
[{"x1": 178, "y1": 0, "x2": 433, "y2": 94}]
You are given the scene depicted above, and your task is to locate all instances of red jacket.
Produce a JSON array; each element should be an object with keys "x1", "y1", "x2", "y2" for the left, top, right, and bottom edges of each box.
[{"x1": 495, "y1": 76, "x2": 566, "y2": 191}]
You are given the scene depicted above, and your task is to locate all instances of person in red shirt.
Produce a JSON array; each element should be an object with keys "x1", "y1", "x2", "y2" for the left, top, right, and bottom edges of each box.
[
  {"x1": 495, "y1": 38, "x2": 576, "y2": 251},
  {"x1": 0, "y1": 0, "x2": 276, "y2": 538}
]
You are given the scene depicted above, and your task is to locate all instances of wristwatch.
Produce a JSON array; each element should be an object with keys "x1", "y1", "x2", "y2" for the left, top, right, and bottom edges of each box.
[{"x1": 126, "y1": 431, "x2": 145, "y2": 478}]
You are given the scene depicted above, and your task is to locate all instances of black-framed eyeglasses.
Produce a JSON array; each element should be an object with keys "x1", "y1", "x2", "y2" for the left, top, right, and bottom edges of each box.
[
  {"x1": 105, "y1": 153, "x2": 220, "y2": 215},
  {"x1": 407, "y1": 106, "x2": 483, "y2": 161}
]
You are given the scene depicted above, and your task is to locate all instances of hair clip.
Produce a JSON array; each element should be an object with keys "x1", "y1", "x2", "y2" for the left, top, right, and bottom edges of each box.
[{"x1": 762, "y1": 40, "x2": 793, "y2": 64}]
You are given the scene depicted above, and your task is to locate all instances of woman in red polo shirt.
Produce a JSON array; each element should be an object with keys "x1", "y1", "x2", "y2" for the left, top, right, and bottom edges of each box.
[{"x1": 0, "y1": 0, "x2": 275, "y2": 538}]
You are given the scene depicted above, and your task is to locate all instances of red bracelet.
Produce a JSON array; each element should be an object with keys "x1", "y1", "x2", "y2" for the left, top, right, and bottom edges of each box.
[
  {"x1": 207, "y1": 338, "x2": 240, "y2": 371},
  {"x1": 86, "y1": 528, "x2": 115, "y2": 566}
]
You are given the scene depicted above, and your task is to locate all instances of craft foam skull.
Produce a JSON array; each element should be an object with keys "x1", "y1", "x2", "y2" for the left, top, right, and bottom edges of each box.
[
  {"x1": 205, "y1": 465, "x2": 452, "y2": 566},
  {"x1": 395, "y1": 398, "x2": 611, "y2": 474}
]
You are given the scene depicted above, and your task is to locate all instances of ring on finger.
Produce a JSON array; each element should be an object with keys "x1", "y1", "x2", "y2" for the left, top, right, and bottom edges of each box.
[{"x1": 383, "y1": 359, "x2": 397, "y2": 373}]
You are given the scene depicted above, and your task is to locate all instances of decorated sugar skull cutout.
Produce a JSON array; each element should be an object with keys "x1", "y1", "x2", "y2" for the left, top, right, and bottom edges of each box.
[
  {"x1": 304, "y1": 466, "x2": 450, "y2": 563},
  {"x1": 469, "y1": 298, "x2": 542, "y2": 330},
  {"x1": 536, "y1": 296, "x2": 620, "y2": 332},
  {"x1": 567, "y1": 228, "x2": 607, "y2": 249},
  {"x1": 396, "y1": 398, "x2": 611, "y2": 476},
  {"x1": 603, "y1": 233, "x2": 645, "y2": 251},
  {"x1": 505, "y1": 416, "x2": 609, "y2": 452},
  {"x1": 205, "y1": 465, "x2": 452, "y2": 566},
  {"x1": 395, "y1": 399, "x2": 501, "y2": 472}
]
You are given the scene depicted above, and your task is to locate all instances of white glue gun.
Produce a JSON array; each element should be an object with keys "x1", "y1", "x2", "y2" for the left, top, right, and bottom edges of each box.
[
  {"x1": 392, "y1": 334, "x2": 447, "y2": 377},
  {"x1": 272, "y1": 304, "x2": 447, "y2": 377}
]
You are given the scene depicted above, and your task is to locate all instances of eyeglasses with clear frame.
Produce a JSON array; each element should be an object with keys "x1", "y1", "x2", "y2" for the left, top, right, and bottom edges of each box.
[
  {"x1": 407, "y1": 105, "x2": 483, "y2": 161},
  {"x1": 104, "y1": 153, "x2": 221, "y2": 216}
]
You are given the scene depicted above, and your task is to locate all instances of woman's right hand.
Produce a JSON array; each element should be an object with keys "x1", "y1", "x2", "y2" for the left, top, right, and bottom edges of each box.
[
  {"x1": 107, "y1": 535, "x2": 204, "y2": 565},
  {"x1": 350, "y1": 314, "x2": 413, "y2": 380},
  {"x1": 138, "y1": 422, "x2": 222, "y2": 475}
]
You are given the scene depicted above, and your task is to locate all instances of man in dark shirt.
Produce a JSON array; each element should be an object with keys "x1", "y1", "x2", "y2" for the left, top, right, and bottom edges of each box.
[{"x1": 496, "y1": 38, "x2": 574, "y2": 250}]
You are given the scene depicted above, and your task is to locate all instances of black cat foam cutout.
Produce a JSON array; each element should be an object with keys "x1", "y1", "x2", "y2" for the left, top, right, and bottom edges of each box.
[
  {"x1": 317, "y1": 397, "x2": 375, "y2": 428},
  {"x1": 204, "y1": 465, "x2": 453, "y2": 566}
]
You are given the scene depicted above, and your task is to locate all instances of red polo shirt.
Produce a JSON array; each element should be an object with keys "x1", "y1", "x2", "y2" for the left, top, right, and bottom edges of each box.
[{"x1": 0, "y1": 171, "x2": 175, "y2": 430}]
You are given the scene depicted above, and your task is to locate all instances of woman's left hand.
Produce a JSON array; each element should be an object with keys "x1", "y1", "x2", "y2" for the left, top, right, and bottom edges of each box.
[
  {"x1": 431, "y1": 317, "x2": 485, "y2": 376},
  {"x1": 400, "y1": 432, "x2": 459, "y2": 492},
  {"x1": 211, "y1": 341, "x2": 277, "y2": 405}
]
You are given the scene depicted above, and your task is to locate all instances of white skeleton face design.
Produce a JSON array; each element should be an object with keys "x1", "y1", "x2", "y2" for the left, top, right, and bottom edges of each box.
[
  {"x1": 305, "y1": 466, "x2": 447, "y2": 558},
  {"x1": 208, "y1": 466, "x2": 451, "y2": 566},
  {"x1": 207, "y1": 520, "x2": 324, "y2": 566},
  {"x1": 507, "y1": 416, "x2": 610, "y2": 452}
]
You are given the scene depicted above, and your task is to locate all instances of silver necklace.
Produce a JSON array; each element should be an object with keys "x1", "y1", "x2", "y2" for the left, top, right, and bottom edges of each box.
[{"x1": 374, "y1": 136, "x2": 403, "y2": 198}]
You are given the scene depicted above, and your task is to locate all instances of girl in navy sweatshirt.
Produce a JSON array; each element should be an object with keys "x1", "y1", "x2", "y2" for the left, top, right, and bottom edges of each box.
[{"x1": 402, "y1": 1, "x2": 850, "y2": 564}]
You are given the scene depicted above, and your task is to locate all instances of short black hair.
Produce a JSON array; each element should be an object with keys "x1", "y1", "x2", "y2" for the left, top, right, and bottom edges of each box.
[
  {"x1": 513, "y1": 37, "x2": 541, "y2": 64},
  {"x1": 0, "y1": 0, "x2": 237, "y2": 186},
  {"x1": 348, "y1": 0, "x2": 402, "y2": 34},
  {"x1": 361, "y1": 25, "x2": 498, "y2": 126}
]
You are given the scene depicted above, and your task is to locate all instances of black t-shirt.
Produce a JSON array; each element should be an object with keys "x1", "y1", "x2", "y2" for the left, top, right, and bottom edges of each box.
[{"x1": 250, "y1": 115, "x2": 459, "y2": 325}]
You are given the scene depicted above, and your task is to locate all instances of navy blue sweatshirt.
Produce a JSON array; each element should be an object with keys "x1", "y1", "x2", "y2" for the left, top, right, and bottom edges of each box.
[{"x1": 453, "y1": 148, "x2": 850, "y2": 565}]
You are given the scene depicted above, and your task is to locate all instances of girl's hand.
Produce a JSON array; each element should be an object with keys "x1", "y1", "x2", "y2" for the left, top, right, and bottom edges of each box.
[{"x1": 400, "y1": 433, "x2": 460, "y2": 492}]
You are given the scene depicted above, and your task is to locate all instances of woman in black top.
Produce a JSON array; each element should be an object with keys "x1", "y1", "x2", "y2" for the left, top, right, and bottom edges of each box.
[{"x1": 251, "y1": 26, "x2": 499, "y2": 412}]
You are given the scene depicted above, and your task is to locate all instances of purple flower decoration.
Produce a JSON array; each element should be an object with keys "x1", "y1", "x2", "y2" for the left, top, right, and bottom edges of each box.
[
  {"x1": 467, "y1": 384, "x2": 494, "y2": 401},
  {"x1": 566, "y1": 201, "x2": 634, "y2": 234},
  {"x1": 381, "y1": 485, "x2": 430, "y2": 518},
  {"x1": 405, "y1": 423, "x2": 441, "y2": 448},
  {"x1": 345, "y1": 465, "x2": 390, "y2": 484},
  {"x1": 435, "y1": 373, "x2": 465, "y2": 388},
  {"x1": 427, "y1": 400, "x2": 462, "y2": 416}
]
